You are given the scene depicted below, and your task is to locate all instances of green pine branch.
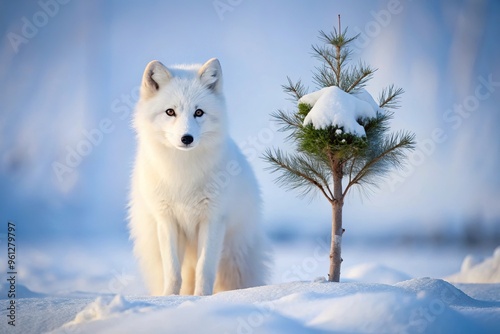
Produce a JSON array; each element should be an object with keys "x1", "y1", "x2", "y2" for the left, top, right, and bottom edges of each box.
[
  {"x1": 312, "y1": 64, "x2": 337, "y2": 88},
  {"x1": 344, "y1": 130, "x2": 416, "y2": 196},
  {"x1": 263, "y1": 148, "x2": 334, "y2": 202},
  {"x1": 282, "y1": 77, "x2": 307, "y2": 101},
  {"x1": 343, "y1": 62, "x2": 376, "y2": 92},
  {"x1": 379, "y1": 85, "x2": 404, "y2": 109},
  {"x1": 271, "y1": 109, "x2": 301, "y2": 132}
]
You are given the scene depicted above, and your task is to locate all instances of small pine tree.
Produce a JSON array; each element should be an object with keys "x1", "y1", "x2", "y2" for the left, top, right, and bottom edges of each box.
[{"x1": 264, "y1": 20, "x2": 416, "y2": 282}]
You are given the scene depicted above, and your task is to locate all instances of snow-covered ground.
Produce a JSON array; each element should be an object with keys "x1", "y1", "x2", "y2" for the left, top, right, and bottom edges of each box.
[{"x1": 1, "y1": 240, "x2": 499, "y2": 333}]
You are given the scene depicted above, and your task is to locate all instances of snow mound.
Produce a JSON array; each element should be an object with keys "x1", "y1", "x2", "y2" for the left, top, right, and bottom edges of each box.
[
  {"x1": 299, "y1": 86, "x2": 379, "y2": 136},
  {"x1": 309, "y1": 290, "x2": 477, "y2": 334},
  {"x1": 396, "y1": 277, "x2": 476, "y2": 306},
  {"x1": 343, "y1": 262, "x2": 412, "y2": 284},
  {"x1": 49, "y1": 279, "x2": 497, "y2": 334},
  {"x1": 446, "y1": 246, "x2": 500, "y2": 283},
  {"x1": 62, "y1": 295, "x2": 156, "y2": 328}
]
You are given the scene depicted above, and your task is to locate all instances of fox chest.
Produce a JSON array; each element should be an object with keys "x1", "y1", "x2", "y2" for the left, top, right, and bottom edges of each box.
[{"x1": 153, "y1": 181, "x2": 220, "y2": 238}]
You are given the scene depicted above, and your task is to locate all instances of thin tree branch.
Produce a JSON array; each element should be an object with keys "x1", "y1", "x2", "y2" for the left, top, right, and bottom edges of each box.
[
  {"x1": 282, "y1": 77, "x2": 308, "y2": 101},
  {"x1": 348, "y1": 155, "x2": 357, "y2": 185},
  {"x1": 324, "y1": 150, "x2": 339, "y2": 201},
  {"x1": 303, "y1": 157, "x2": 335, "y2": 201},
  {"x1": 343, "y1": 137, "x2": 413, "y2": 196},
  {"x1": 379, "y1": 85, "x2": 404, "y2": 109},
  {"x1": 267, "y1": 152, "x2": 333, "y2": 202},
  {"x1": 312, "y1": 46, "x2": 338, "y2": 85},
  {"x1": 345, "y1": 65, "x2": 375, "y2": 92}
]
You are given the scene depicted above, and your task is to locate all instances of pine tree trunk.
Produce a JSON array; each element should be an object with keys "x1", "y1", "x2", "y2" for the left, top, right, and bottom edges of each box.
[
  {"x1": 328, "y1": 200, "x2": 343, "y2": 282},
  {"x1": 328, "y1": 162, "x2": 344, "y2": 282}
]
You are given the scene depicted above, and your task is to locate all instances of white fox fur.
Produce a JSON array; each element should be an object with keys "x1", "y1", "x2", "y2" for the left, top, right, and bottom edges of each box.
[{"x1": 128, "y1": 58, "x2": 270, "y2": 296}]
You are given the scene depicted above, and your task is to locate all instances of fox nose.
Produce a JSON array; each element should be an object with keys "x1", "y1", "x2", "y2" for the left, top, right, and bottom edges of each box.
[{"x1": 181, "y1": 134, "x2": 194, "y2": 145}]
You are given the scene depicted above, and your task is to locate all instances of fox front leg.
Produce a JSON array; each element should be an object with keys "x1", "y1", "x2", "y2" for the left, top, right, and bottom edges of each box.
[
  {"x1": 194, "y1": 220, "x2": 225, "y2": 296},
  {"x1": 157, "y1": 221, "x2": 184, "y2": 295}
]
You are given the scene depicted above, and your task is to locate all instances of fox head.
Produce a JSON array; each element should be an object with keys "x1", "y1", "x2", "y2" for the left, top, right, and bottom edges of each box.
[{"x1": 135, "y1": 58, "x2": 227, "y2": 151}]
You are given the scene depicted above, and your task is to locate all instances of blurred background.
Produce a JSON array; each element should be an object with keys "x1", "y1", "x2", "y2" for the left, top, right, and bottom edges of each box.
[{"x1": 1, "y1": 0, "x2": 499, "y2": 294}]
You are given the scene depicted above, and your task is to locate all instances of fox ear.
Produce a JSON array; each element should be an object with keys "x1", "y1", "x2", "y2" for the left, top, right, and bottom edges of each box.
[
  {"x1": 141, "y1": 60, "x2": 171, "y2": 99},
  {"x1": 198, "y1": 58, "x2": 222, "y2": 92}
]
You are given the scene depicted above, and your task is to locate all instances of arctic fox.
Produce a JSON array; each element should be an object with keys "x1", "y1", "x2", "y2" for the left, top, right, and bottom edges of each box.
[{"x1": 128, "y1": 58, "x2": 270, "y2": 296}]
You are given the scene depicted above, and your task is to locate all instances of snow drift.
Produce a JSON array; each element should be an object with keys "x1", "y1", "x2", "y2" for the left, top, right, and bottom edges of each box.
[
  {"x1": 46, "y1": 278, "x2": 498, "y2": 334},
  {"x1": 2, "y1": 247, "x2": 500, "y2": 334},
  {"x1": 446, "y1": 246, "x2": 500, "y2": 283}
]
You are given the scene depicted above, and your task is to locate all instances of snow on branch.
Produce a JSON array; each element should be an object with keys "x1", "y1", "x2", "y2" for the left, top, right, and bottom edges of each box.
[{"x1": 299, "y1": 86, "x2": 381, "y2": 137}]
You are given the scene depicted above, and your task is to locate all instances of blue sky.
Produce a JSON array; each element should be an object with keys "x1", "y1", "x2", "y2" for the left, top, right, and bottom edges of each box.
[{"x1": 1, "y1": 0, "x2": 499, "y2": 241}]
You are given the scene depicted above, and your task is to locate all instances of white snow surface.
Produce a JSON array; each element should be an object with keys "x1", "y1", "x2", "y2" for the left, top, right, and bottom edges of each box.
[
  {"x1": 2, "y1": 260, "x2": 499, "y2": 333},
  {"x1": 2, "y1": 244, "x2": 500, "y2": 333},
  {"x1": 44, "y1": 279, "x2": 498, "y2": 334},
  {"x1": 300, "y1": 87, "x2": 379, "y2": 136}
]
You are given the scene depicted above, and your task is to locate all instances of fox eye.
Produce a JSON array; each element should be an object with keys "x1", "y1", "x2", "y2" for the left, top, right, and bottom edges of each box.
[
  {"x1": 194, "y1": 109, "x2": 204, "y2": 118},
  {"x1": 165, "y1": 109, "x2": 176, "y2": 117}
]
